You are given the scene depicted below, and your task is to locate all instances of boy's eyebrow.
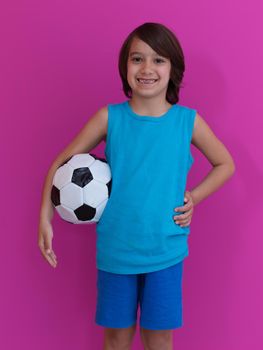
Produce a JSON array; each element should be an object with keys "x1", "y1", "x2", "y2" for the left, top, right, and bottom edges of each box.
[{"x1": 129, "y1": 51, "x2": 161, "y2": 57}]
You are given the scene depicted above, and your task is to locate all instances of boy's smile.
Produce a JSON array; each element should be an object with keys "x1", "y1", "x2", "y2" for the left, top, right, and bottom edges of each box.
[{"x1": 136, "y1": 78, "x2": 159, "y2": 86}]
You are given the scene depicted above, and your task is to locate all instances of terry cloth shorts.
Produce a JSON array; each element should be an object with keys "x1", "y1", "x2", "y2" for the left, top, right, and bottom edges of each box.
[{"x1": 95, "y1": 260, "x2": 184, "y2": 330}]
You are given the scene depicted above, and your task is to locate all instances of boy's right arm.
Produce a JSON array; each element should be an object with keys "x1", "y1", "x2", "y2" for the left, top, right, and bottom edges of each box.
[{"x1": 38, "y1": 105, "x2": 108, "y2": 267}]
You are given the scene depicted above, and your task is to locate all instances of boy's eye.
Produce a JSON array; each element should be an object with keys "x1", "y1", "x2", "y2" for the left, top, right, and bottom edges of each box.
[
  {"x1": 131, "y1": 57, "x2": 165, "y2": 63},
  {"x1": 131, "y1": 57, "x2": 142, "y2": 62},
  {"x1": 155, "y1": 58, "x2": 165, "y2": 63}
]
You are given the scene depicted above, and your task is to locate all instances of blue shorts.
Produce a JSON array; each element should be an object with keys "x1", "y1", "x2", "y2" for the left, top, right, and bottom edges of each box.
[{"x1": 95, "y1": 261, "x2": 184, "y2": 330}]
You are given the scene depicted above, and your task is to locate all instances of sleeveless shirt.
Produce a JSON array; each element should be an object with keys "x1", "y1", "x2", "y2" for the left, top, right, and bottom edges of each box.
[{"x1": 96, "y1": 100, "x2": 197, "y2": 274}]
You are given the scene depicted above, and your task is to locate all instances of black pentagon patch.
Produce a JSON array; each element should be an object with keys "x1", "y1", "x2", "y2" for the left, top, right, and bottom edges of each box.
[
  {"x1": 72, "y1": 167, "x2": 93, "y2": 187},
  {"x1": 51, "y1": 185, "x2": 60, "y2": 206},
  {"x1": 74, "y1": 204, "x2": 96, "y2": 221}
]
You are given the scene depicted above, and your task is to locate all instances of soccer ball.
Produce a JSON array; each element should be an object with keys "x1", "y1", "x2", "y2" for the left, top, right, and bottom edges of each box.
[{"x1": 51, "y1": 153, "x2": 112, "y2": 224}]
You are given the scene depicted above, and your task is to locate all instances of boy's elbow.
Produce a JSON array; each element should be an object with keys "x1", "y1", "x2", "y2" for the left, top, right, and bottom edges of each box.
[{"x1": 228, "y1": 160, "x2": 236, "y2": 176}]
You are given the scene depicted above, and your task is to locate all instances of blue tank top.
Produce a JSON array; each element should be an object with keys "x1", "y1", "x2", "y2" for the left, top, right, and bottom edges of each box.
[{"x1": 96, "y1": 100, "x2": 197, "y2": 274}]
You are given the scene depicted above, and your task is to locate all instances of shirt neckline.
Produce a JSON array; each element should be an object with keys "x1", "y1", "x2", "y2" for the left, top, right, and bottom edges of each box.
[{"x1": 124, "y1": 100, "x2": 177, "y2": 122}]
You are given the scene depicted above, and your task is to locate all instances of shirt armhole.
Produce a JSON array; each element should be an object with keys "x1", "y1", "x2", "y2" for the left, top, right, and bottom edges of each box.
[
  {"x1": 105, "y1": 104, "x2": 113, "y2": 160},
  {"x1": 188, "y1": 109, "x2": 197, "y2": 170}
]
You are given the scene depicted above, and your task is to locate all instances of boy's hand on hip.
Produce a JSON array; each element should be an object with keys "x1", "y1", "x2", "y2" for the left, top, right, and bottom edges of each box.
[{"x1": 173, "y1": 191, "x2": 194, "y2": 227}]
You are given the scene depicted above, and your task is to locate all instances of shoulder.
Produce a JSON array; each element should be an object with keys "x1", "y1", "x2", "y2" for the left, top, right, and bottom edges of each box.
[
  {"x1": 93, "y1": 105, "x2": 108, "y2": 127},
  {"x1": 89, "y1": 105, "x2": 108, "y2": 142},
  {"x1": 175, "y1": 103, "x2": 197, "y2": 117},
  {"x1": 175, "y1": 103, "x2": 198, "y2": 127},
  {"x1": 94, "y1": 102, "x2": 125, "y2": 140},
  {"x1": 98, "y1": 101, "x2": 125, "y2": 117},
  {"x1": 99, "y1": 101, "x2": 126, "y2": 115},
  {"x1": 175, "y1": 104, "x2": 205, "y2": 142},
  {"x1": 97, "y1": 105, "x2": 108, "y2": 118},
  {"x1": 107, "y1": 101, "x2": 127, "y2": 111},
  {"x1": 190, "y1": 110, "x2": 219, "y2": 156}
]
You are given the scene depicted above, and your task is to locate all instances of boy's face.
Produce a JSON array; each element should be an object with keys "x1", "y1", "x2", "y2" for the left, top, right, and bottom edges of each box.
[{"x1": 127, "y1": 37, "x2": 171, "y2": 99}]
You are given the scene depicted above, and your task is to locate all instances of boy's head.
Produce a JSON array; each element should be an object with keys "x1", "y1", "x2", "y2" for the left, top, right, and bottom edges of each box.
[{"x1": 118, "y1": 22, "x2": 185, "y2": 104}]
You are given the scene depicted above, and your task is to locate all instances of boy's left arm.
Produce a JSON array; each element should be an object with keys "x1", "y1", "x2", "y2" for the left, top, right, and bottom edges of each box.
[{"x1": 174, "y1": 112, "x2": 235, "y2": 227}]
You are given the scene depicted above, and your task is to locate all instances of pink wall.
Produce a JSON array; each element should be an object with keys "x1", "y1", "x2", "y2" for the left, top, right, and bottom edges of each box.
[{"x1": 1, "y1": 1, "x2": 263, "y2": 349}]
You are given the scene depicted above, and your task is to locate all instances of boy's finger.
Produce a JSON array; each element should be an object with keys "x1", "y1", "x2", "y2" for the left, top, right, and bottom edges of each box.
[
  {"x1": 47, "y1": 248, "x2": 57, "y2": 259},
  {"x1": 174, "y1": 194, "x2": 192, "y2": 212},
  {"x1": 40, "y1": 247, "x2": 57, "y2": 267},
  {"x1": 45, "y1": 253, "x2": 57, "y2": 267},
  {"x1": 175, "y1": 204, "x2": 191, "y2": 212},
  {"x1": 175, "y1": 211, "x2": 192, "y2": 220},
  {"x1": 175, "y1": 207, "x2": 184, "y2": 212},
  {"x1": 46, "y1": 248, "x2": 55, "y2": 257},
  {"x1": 45, "y1": 245, "x2": 56, "y2": 258},
  {"x1": 176, "y1": 198, "x2": 194, "y2": 210},
  {"x1": 47, "y1": 250, "x2": 57, "y2": 263}
]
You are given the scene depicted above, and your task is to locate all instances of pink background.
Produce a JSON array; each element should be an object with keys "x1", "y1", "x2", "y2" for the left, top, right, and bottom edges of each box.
[{"x1": 1, "y1": 1, "x2": 263, "y2": 349}]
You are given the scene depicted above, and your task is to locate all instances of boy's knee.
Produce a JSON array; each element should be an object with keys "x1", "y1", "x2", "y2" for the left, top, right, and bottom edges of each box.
[
  {"x1": 140, "y1": 327, "x2": 173, "y2": 350},
  {"x1": 103, "y1": 324, "x2": 136, "y2": 349}
]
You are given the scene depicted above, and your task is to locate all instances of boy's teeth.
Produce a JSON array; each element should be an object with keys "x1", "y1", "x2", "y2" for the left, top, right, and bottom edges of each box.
[{"x1": 137, "y1": 79, "x2": 157, "y2": 84}]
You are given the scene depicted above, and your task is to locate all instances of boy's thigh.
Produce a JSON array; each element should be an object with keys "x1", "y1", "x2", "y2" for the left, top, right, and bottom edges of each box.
[
  {"x1": 95, "y1": 261, "x2": 184, "y2": 330},
  {"x1": 138, "y1": 261, "x2": 184, "y2": 330},
  {"x1": 95, "y1": 269, "x2": 140, "y2": 328}
]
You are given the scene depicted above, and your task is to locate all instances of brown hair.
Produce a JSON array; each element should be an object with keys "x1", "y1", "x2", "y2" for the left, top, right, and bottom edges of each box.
[{"x1": 118, "y1": 22, "x2": 185, "y2": 104}]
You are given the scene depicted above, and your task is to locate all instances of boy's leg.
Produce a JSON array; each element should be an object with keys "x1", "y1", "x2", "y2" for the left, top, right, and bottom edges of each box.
[
  {"x1": 138, "y1": 261, "x2": 184, "y2": 349},
  {"x1": 103, "y1": 324, "x2": 137, "y2": 350},
  {"x1": 95, "y1": 269, "x2": 140, "y2": 349},
  {"x1": 140, "y1": 328, "x2": 173, "y2": 350}
]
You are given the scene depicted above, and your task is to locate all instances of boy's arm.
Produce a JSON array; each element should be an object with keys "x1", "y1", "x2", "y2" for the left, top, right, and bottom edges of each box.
[
  {"x1": 39, "y1": 106, "x2": 108, "y2": 223},
  {"x1": 189, "y1": 112, "x2": 236, "y2": 206}
]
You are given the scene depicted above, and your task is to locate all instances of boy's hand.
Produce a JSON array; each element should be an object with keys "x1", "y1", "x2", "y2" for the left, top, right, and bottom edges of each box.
[
  {"x1": 173, "y1": 191, "x2": 194, "y2": 227},
  {"x1": 38, "y1": 221, "x2": 58, "y2": 268}
]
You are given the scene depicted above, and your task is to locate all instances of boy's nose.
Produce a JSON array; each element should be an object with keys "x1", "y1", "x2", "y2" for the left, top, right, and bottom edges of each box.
[{"x1": 140, "y1": 60, "x2": 154, "y2": 72}]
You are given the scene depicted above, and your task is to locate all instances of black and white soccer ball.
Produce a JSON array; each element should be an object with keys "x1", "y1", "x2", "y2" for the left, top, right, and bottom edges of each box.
[{"x1": 51, "y1": 153, "x2": 112, "y2": 224}]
